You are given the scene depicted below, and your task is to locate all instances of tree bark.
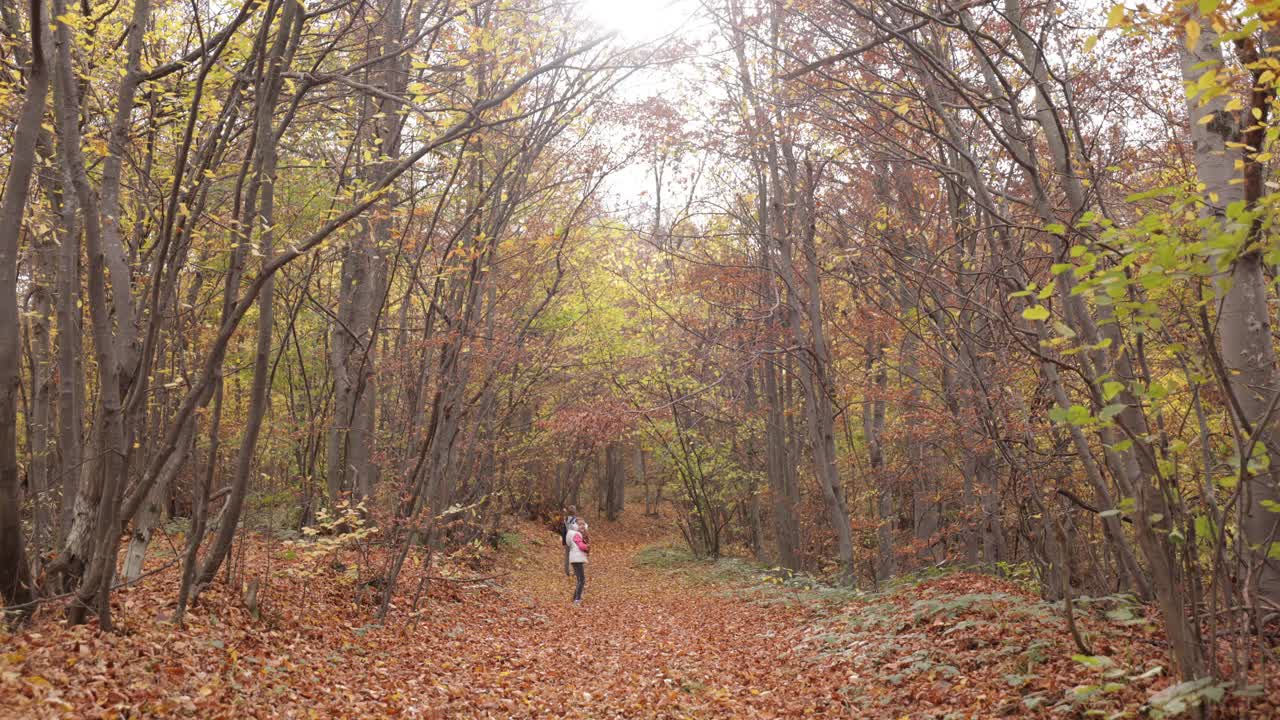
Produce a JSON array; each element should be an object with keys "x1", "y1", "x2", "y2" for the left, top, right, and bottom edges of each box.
[
  {"x1": 0, "y1": 0, "x2": 50, "y2": 612},
  {"x1": 195, "y1": 0, "x2": 301, "y2": 590},
  {"x1": 50, "y1": 0, "x2": 130, "y2": 627},
  {"x1": 1180, "y1": 12, "x2": 1280, "y2": 611}
]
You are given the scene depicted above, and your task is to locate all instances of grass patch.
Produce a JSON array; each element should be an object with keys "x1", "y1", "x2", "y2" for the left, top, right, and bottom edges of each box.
[
  {"x1": 633, "y1": 542, "x2": 860, "y2": 603},
  {"x1": 633, "y1": 543, "x2": 759, "y2": 586},
  {"x1": 633, "y1": 543, "x2": 701, "y2": 569}
]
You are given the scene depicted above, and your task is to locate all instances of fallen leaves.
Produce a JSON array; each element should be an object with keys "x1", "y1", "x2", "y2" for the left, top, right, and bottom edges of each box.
[{"x1": 2, "y1": 513, "x2": 1278, "y2": 718}]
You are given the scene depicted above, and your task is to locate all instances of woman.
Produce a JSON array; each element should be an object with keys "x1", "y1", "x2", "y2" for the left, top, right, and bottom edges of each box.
[{"x1": 566, "y1": 519, "x2": 590, "y2": 604}]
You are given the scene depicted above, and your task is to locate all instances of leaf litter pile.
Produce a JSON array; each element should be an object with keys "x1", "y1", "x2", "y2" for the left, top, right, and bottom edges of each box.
[{"x1": 2, "y1": 513, "x2": 1278, "y2": 718}]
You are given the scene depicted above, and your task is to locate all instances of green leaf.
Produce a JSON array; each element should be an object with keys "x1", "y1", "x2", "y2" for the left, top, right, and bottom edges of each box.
[
  {"x1": 1022, "y1": 305, "x2": 1050, "y2": 321},
  {"x1": 1102, "y1": 381, "x2": 1125, "y2": 401},
  {"x1": 1072, "y1": 654, "x2": 1114, "y2": 669},
  {"x1": 1199, "y1": 0, "x2": 1219, "y2": 14},
  {"x1": 1099, "y1": 403, "x2": 1126, "y2": 421},
  {"x1": 1194, "y1": 515, "x2": 1213, "y2": 539}
]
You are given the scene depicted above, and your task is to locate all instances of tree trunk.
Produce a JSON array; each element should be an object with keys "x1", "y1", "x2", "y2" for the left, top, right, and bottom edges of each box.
[
  {"x1": 604, "y1": 442, "x2": 624, "y2": 520},
  {"x1": 122, "y1": 416, "x2": 195, "y2": 582},
  {"x1": 196, "y1": 0, "x2": 300, "y2": 590},
  {"x1": 1180, "y1": 11, "x2": 1280, "y2": 613},
  {"x1": 51, "y1": 0, "x2": 130, "y2": 627},
  {"x1": 865, "y1": 347, "x2": 893, "y2": 583},
  {"x1": 0, "y1": 0, "x2": 49, "y2": 612}
]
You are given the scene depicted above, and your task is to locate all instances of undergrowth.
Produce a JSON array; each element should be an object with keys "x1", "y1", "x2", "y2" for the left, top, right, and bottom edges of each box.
[{"x1": 628, "y1": 544, "x2": 1243, "y2": 717}]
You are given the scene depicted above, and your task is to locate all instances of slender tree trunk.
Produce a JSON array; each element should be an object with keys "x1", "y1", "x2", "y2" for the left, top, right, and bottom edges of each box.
[
  {"x1": 758, "y1": 360, "x2": 796, "y2": 569},
  {"x1": 122, "y1": 416, "x2": 195, "y2": 582},
  {"x1": 866, "y1": 346, "x2": 892, "y2": 582},
  {"x1": 786, "y1": 169, "x2": 855, "y2": 586},
  {"x1": 52, "y1": 164, "x2": 83, "y2": 547},
  {"x1": 196, "y1": 0, "x2": 300, "y2": 589},
  {"x1": 26, "y1": 247, "x2": 55, "y2": 560}
]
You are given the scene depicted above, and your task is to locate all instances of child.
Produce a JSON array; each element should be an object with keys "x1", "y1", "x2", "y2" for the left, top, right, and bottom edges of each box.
[
  {"x1": 561, "y1": 506, "x2": 578, "y2": 576},
  {"x1": 567, "y1": 519, "x2": 589, "y2": 604}
]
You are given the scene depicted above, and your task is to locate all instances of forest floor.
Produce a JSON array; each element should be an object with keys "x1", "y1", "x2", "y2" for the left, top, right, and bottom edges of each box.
[{"x1": 2, "y1": 511, "x2": 1278, "y2": 718}]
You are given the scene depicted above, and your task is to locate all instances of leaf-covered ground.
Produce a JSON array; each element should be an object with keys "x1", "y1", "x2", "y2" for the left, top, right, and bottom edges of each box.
[{"x1": 2, "y1": 514, "x2": 1277, "y2": 718}]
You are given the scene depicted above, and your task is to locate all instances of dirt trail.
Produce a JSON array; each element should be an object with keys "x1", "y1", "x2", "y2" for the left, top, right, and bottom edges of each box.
[
  {"x1": 2, "y1": 512, "x2": 852, "y2": 720},
  {"x1": 432, "y1": 514, "x2": 840, "y2": 718}
]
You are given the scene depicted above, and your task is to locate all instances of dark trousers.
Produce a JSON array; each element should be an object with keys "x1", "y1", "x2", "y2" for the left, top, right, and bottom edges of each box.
[
  {"x1": 571, "y1": 562, "x2": 586, "y2": 601},
  {"x1": 564, "y1": 545, "x2": 571, "y2": 576}
]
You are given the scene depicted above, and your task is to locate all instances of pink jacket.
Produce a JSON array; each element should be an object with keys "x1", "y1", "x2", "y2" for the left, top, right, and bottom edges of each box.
[{"x1": 567, "y1": 530, "x2": 589, "y2": 563}]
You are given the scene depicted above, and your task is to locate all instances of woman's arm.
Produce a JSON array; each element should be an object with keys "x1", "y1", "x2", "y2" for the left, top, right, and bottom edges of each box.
[{"x1": 573, "y1": 532, "x2": 590, "y2": 553}]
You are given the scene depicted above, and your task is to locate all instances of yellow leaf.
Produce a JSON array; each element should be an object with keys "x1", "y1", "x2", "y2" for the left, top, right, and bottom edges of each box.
[
  {"x1": 1106, "y1": 4, "x2": 1125, "y2": 29},
  {"x1": 1185, "y1": 19, "x2": 1201, "y2": 50}
]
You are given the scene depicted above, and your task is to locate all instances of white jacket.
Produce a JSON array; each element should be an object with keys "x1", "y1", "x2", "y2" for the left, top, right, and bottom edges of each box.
[{"x1": 566, "y1": 529, "x2": 588, "y2": 564}]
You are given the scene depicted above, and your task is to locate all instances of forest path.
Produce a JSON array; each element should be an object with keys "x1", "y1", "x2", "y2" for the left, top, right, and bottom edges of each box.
[
  {"x1": 0, "y1": 513, "x2": 1179, "y2": 718},
  {"x1": 436, "y1": 513, "x2": 845, "y2": 718}
]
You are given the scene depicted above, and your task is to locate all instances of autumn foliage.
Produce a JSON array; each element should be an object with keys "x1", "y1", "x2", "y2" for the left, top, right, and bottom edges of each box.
[{"x1": 3, "y1": 0, "x2": 1280, "y2": 716}]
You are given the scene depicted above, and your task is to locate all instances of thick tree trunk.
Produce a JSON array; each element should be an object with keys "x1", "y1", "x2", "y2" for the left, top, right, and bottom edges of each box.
[
  {"x1": 51, "y1": 0, "x2": 130, "y2": 627},
  {"x1": 0, "y1": 0, "x2": 49, "y2": 612},
  {"x1": 97, "y1": 0, "x2": 153, "y2": 389},
  {"x1": 604, "y1": 442, "x2": 624, "y2": 520},
  {"x1": 1180, "y1": 12, "x2": 1280, "y2": 613}
]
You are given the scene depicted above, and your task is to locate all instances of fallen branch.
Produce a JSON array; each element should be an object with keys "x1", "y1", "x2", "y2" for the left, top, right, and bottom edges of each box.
[
  {"x1": 427, "y1": 572, "x2": 509, "y2": 584},
  {"x1": 2, "y1": 556, "x2": 181, "y2": 615}
]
